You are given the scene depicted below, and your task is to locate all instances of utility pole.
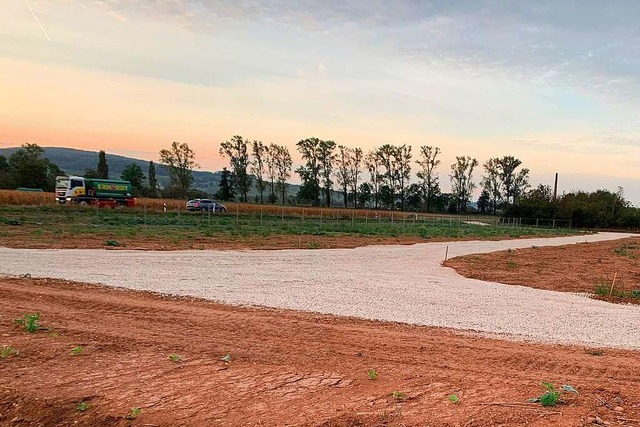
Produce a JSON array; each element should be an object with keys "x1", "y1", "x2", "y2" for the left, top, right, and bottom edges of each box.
[{"x1": 553, "y1": 173, "x2": 558, "y2": 200}]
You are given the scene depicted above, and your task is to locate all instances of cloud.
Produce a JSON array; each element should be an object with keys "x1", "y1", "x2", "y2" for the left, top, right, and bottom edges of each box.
[{"x1": 83, "y1": 1, "x2": 640, "y2": 107}]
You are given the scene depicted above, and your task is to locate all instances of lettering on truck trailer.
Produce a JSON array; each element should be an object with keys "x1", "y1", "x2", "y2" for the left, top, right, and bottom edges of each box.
[{"x1": 97, "y1": 183, "x2": 128, "y2": 191}]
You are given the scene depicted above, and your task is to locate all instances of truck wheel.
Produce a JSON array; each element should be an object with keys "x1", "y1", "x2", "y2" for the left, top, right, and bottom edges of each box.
[{"x1": 201, "y1": 207, "x2": 207, "y2": 212}]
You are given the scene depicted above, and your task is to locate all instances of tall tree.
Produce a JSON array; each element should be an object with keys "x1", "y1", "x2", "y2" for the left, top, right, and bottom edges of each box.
[
  {"x1": 296, "y1": 137, "x2": 322, "y2": 206},
  {"x1": 8, "y1": 143, "x2": 63, "y2": 191},
  {"x1": 219, "y1": 135, "x2": 251, "y2": 203},
  {"x1": 273, "y1": 144, "x2": 292, "y2": 205},
  {"x1": 349, "y1": 148, "x2": 363, "y2": 209},
  {"x1": 159, "y1": 141, "x2": 197, "y2": 198},
  {"x1": 265, "y1": 144, "x2": 278, "y2": 204},
  {"x1": 251, "y1": 140, "x2": 267, "y2": 203},
  {"x1": 498, "y1": 156, "x2": 530, "y2": 205},
  {"x1": 376, "y1": 145, "x2": 398, "y2": 209},
  {"x1": 481, "y1": 157, "x2": 502, "y2": 214},
  {"x1": 416, "y1": 146, "x2": 441, "y2": 212},
  {"x1": 365, "y1": 150, "x2": 381, "y2": 209},
  {"x1": 120, "y1": 163, "x2": 145, "y2": 196},
  {"x1": 97, "y1": 150, "x2": 109, "y2": 179},
  {"x1": 147, "y1": 161, "x2": 158, "y2": 198},
  {"x1": 477, "y1": 189, "x2": 490, "y2": 214},
  {"x1": 317, "y1": 139, "x2": 336, "y2": 207},
  {"x1": 0, "y1": 155, "x2": 9, "y2": 189},
  {"x1": 406, "y1": 183, "x2": 423, "y2": 211},
  {"x1": 215, "y1": 167, "x2": 235, "y2": 201},
  {"x1": 335, "y1": 145, "x2": 352, "y2": 208},
  {"x1": 450, "y1": 156, "x2": 478, "y2": 213},
  {"x1": 357, "y1": 182, "x2": 372, "y2": 208},
  {"x1": 394, "y1": 144, "x2": 412, "y2": 211}
]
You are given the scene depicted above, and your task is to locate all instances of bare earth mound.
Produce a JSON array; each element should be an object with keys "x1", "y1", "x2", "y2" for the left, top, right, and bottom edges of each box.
[
  {"x1": 2, "y1": 277, "x2": 640, "y2": 426},
  {"x1": 445, "y1": 236, "x2": 640, "y2": 305}
]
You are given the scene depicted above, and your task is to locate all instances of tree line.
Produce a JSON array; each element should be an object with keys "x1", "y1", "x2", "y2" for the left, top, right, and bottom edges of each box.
[
  {"x1": 214, "y1": 135, "x2": 532, "y2": 215},
  {"x1": 2, "y1": 141, "x2": 639, "y2": 228}
]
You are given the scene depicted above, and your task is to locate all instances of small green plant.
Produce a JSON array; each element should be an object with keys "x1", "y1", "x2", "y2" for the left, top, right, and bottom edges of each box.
[
  {"x1": 15, "y1": 313, "x2": 43, "y2": 333},
  {"x1": 586, "y1": 349, "x2": 605, "y2": 356},
  {"x1": 506, "y1": 261, "x2": 518, "y2": 269},
  {"x1": 168, "y1": 354, "x2": 183, "y2": 362},
  {"x1": 71, "y1": 346, "x2": 83, "y2": 356},
  {"x1": 220, "y1": 354, "x2": 232, "y2": 363},
  {"x1": 448, "y1": 394, "x2": 460, "y2": 404},
  {"x1": 307, "y1": 242, "x2": 321, "y2": 249},
  {"x1": 0, "y1": 345, "x2": 19, "y2": 359},
  {"x1": 105, "y1": 239, "x2": 120, "y2": 247},
  {"x1": 594, "y1": 284, "x2": 609, "y2": 296},
  {"x1": 529, "y1": 382, "x2": 577, "y2": 406},
  {"x1": 391, "y1": 391, "x2": 406, "y2": 400},
  {"x1": 77, "y1": 401, "x2": 89, "y2": 412},
  {"x1": 367, "y1": 369, "x2": 378, "y2": 380},
  {"x1": 128, "y1": 407, "x2": 142, "y2": 419}
]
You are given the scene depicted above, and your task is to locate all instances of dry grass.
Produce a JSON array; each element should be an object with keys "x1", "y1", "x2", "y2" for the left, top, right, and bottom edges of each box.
[{"x1": 0, "y1": 190, "x2": 52, "y2": 206}]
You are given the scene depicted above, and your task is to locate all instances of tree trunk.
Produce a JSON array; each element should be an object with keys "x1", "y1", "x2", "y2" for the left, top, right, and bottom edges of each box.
[{"x1": 343, "y1": 185, "x2": 348, "y2": 208}]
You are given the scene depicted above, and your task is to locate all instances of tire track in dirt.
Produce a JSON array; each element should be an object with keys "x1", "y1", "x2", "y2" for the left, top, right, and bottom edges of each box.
[
  {"x1": 1, "y1": 232, "x2": 639, "y2": 349},
  {"x1": 2, "y1": 277, "x2": 639, "y2": 426}
]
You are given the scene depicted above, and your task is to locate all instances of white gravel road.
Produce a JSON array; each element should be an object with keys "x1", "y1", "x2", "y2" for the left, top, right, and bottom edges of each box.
[{"x1": 1, "y1": 232, "x2": 639, "y2": 349}]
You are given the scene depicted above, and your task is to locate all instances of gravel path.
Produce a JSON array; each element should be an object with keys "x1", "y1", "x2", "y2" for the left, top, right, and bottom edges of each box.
[{"x1": 1, "y1": 232, "x2": 639, "y2": 349}]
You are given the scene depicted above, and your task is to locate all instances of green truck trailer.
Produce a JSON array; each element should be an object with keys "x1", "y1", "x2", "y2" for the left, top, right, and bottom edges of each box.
[{"x1": 55, "y1": 175, "x2": 136, "y2": 207}]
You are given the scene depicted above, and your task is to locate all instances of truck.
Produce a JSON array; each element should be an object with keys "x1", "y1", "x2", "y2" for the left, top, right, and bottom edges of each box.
[{"x1": 55, "y1": 175, "x2": 136, "y2": 207}]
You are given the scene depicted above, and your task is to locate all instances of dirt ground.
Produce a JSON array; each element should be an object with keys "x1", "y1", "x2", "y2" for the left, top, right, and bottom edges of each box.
[
  {"x1": 0, "y1": 225, "x2": 576, "y2": 251},
  {"x1": 445, "y1": 236, "x2": 640, "y2": 304},
  {"x1": 2, "y1": 277, "x2": 640, "y2": 426},
  {"x1": 0, "y1": 230, "x2": 430, "y2": 250}
]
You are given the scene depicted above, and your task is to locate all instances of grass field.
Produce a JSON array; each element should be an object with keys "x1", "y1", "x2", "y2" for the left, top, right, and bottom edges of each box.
[{"x1": 0, "y1": 201, "x2": 580, "y2": 250}]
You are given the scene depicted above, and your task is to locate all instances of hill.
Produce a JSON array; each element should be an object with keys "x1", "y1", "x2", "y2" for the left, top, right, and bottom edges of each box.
[
  {"x1": 0, "y1": 146, "x2": 300, "y2": 198},
  {"x1": 0, "y1": 147, "x2": 222, "y2": 194}
]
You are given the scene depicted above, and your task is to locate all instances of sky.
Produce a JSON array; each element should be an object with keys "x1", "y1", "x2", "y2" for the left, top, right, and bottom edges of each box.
[{"x1": 1, "y1": 0, "x2": 639, "y2": 203}]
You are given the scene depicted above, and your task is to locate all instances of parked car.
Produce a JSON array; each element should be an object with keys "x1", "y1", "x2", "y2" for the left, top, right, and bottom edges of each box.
[{"x1": 186, "y1": 199, "x2": 227, "y2": 212}]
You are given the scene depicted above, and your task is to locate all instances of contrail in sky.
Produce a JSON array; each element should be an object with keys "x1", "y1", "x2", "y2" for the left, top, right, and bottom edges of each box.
[{"x1": 24, "y1": 0, "x2": 50, "y2": 40}]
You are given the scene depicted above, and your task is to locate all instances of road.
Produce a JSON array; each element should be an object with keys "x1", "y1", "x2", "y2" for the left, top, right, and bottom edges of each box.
[{"x1": 1, "y1": 232, "x2": 638, "y2": 348}]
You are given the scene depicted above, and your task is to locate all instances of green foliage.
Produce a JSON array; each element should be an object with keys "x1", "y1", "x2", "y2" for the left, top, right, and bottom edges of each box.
[
  {"x1": 215, "y1": 167, "x2": 235, "y2": 201},
  {"x1": 219, "y1": 136, "x2": 251, "y2": 202},
  {"x1": 71, "y1": 346, "x2": 83, "y2": 356},
  {"x1": 450, "y1": 156, "x2": 478, "y2": 213},
  {"x1": 529, "y1": 382, "x2": 577, "y2": 406},
  {"x1": 0, "y1": 345, "x2": 19, "y2": 359},
  {"x1": 97, "y1": 150, "x2": 109, "y2": 179},
  {"x1": 147, "y1": 161, "x2": 158, "y2": 198},
  {"x1": 121, "y1": 163, "x2": 146, "y2": 195},
  {"x1": 105, "y1": 239, "x2": 120, "y2": 247},
  {"x1": 367, "y1": 369, "x2": 378, "y2": 380},
  {"x1": 83, "y1": 168, "x2": 99, "y2": 179},
  {"x1": 6, "y1": 143, "x2": 64, "y2": 191},
  {"x1": 77, "y1": 401, "x2": 89, "y2": 412},
  {"x1": 506, "y1": 187, "x2": 640, "y2": 229},
  {"x1": 15, "y1": 313, "x2": 42, "y2": 333},
  {"x1": 168, "y1": 354, "x2": 183, "y2": 362},
  {"x1": 448, "y1": 394, "x2": 460, "y2": 404},
  {"x1": 128, "y1": 407, "x2": 142, "y2": 419},
  {"x1": 159, "y1": 141, "x2": 197, "y2": 199},
  {"x1": 391, "y1": 391, "x2": 406, "y2": 400}
]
